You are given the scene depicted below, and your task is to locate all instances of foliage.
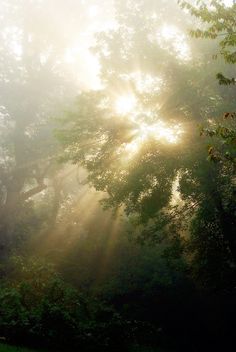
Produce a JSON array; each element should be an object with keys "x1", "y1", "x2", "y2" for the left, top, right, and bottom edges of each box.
[
  {"x1": 178, "y1": 0, "x2": 236, "y2": 161},
  {"x1": 0, "y1": 257, "x2": 128, "y2": 351},
  {"x1": 178, "y1": 2, "x2": 236, "y2": 252},
  {"x1": 178, "y1": 0, "x2": 236, "y2": 81},
  {"x1": 201, "y1": 115, "x2": 236, "y2": 167}
]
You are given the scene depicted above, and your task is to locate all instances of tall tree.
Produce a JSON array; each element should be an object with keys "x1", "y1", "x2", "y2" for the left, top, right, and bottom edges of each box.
[{"x1": 58, "y1": 0, "x2": 236, "y2": 288}]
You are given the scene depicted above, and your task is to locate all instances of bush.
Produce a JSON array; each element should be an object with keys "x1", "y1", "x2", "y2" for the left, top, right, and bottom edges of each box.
[{"x1": 0, "y1": 257, "x2": 127, "y2": 351}]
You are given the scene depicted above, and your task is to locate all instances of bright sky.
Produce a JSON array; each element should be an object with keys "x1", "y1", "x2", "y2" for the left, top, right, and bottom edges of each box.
[
  {"x1": 223, "y1": 0, "x2": 234, "y2": 6},
  {"x1": 62, "y1": 2, "x2": 115, "y2": 90},
  {"x1": 72, "y1": 0, "x2": 235, "y2": 89}
]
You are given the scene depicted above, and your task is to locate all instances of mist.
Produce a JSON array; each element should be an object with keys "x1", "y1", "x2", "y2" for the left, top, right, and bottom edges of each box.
[{"x1": 0, "y1": 1, "x2": 236, "y2": 352}]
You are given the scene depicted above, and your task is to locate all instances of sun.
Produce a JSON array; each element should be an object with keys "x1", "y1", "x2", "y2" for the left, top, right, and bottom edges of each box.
[
  {"x1": 114, "y1": 94, "x2": 184, "y2": 159},
  {"x1": 115, "y1": 95, "x2": 137, "y2": 115}
]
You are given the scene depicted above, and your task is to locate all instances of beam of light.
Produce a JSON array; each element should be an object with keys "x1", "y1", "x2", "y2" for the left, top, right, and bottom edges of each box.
[
  {"x1": 171, "y1": 172, "x2": 183, "y2": 206},
  {"x1": 93, "y1": 207, "x2": 124, "y2": 284},
  {"x1": 32, "y1": 184, "x2": 106, "y2": 255}
]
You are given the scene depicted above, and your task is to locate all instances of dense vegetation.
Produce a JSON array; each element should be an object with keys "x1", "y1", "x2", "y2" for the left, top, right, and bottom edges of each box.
[
  {"x1": 0, "y1": 344, "x2": 39, "y2": 352},
  {"x1": 0, "y1": 1, "x2": 236, "y2": 351}
]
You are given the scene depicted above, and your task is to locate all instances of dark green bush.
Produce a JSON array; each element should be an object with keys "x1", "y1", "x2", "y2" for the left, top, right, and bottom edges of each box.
[{"x1": 0, "y1": 257, "x2": 128, "y2": 351}]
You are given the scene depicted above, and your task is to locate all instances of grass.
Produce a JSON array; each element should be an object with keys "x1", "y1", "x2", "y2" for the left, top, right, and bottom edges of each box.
[
  {"x1": 0, "y1": 344, "x2": 40, "y2": 352},
  {"x1": 0, "y1": 343, "x2": 171, "y2": 352}
]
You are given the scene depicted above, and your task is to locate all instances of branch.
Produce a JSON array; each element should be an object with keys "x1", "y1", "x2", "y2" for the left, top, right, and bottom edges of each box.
[{"x1": 20, "y1": 183, "x2": 47, "y2": 201}]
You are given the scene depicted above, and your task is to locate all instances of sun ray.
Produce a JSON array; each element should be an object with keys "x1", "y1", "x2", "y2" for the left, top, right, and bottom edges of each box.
[{"x1": 93, "y1": 207, "x2": 124, "y2": 284}]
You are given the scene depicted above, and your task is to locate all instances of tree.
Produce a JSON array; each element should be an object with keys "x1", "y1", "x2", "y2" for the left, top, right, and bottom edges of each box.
[
  {"x1": 178, "y1": 0, "x2": 236, "y2": 74},
  {"x1": 0, "y1": 0, "x2": 83, "y2": 256},
  {"x1": 178, "y1": 0, "x2": 236, "y2": 161},
  {"x1": 58, "y1": 0, "x2": 236, "y2": 288},
  {"x1": 177, "y1": 0, "x2": 236, "y2": 285}
]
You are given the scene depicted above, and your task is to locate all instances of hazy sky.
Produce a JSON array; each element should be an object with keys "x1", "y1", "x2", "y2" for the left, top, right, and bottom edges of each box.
[
  {"x1": 0, "y1": 0, "x2": 234, "y2": 92},
  {"x1": 61, "y1": 0, "x2": 115, "y2": 90},
  {"x1": 60, "y1": 0, "x2": 234, "y2": 89}
]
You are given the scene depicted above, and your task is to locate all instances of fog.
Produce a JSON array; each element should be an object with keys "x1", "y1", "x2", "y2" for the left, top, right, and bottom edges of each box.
[{"x1": 0, "y1": 1, "x2": 236, "y2": 351}]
